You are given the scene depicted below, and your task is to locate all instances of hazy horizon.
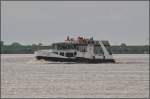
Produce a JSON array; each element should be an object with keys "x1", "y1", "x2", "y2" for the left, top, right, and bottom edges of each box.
[{"x1": 1, "y1": 1, "x2": 149, "y2": 45}]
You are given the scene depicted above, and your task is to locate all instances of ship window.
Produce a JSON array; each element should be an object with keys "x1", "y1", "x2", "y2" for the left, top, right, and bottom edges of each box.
[
  {"x1": 74, "y1": 52, "x2": 77, "y2": 56},
  {"x1": 60, "y1": 52, "x2": 64, "y2": 56},
  {"x1": 94, "y1": 46, "x2": 103, "y2": 54},
  {"x1": 66, "y1": 52, "x2": 74, "y2": 57},
  {"x1": 78, "y1": 46, "x2": 87, "y2": 52},
  {"x1": 52, "y1": 44, "x2": 57, "y2": 49}
]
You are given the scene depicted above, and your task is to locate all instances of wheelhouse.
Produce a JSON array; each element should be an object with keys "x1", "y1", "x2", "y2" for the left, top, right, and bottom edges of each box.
[{"x1": 51, "y1": 42, "x2": 77, "y2": 58}]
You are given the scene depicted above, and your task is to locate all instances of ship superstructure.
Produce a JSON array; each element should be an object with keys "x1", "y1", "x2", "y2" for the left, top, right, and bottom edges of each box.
[{"x1": 35, "y1": 36, "x2": 115, "y2": 63}]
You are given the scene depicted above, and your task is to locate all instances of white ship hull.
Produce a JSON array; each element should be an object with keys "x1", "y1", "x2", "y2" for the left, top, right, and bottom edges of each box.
[
  {"x1": 35, "y1": 50, "x2": 115, "y2": 63},
  {"x1": 36, "y1": 56, "x2": 115, "y2": 63}
]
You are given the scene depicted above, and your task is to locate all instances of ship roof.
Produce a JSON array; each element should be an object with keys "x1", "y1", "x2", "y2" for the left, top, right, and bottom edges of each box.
[{"x1": 52, "y1": 40, "x2": 110, "y2": 46}]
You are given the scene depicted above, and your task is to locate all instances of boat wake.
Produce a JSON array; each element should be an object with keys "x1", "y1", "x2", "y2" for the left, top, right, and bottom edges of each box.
[
  {"x1": 27, "y1": 59, "x2": 49, "y2": 64},
  {"x1": 27, "y1": 59, "x2": 77, "y2": 64}
]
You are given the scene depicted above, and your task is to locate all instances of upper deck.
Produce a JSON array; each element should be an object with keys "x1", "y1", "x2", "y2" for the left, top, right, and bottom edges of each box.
[
  {"x1": 51, "y1": 36, "x2": 112, "y2": 54},
  {"x1": 52, "y1": 40, "x2": 111, "y2": 49}
]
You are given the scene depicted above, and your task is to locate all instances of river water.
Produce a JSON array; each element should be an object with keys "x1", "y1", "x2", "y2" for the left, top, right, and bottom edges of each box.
[{"x1": 1, "y1": 54, "x2": 149, "y2": 98}]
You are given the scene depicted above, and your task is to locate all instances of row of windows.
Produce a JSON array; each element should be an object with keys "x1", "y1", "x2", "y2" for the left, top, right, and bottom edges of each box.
[
  {"x1": 52, "y1": 44, "x2": 76, "y2": 50},
  {"x1": 77, "y1": 46, "x2": 87, "y2": 52},
  {"x1": 52, "y1": 44, "x2": 112, "y2": 55},
  {"x1": 53, "y1": 52, "x2": 77, "y2": 57}
]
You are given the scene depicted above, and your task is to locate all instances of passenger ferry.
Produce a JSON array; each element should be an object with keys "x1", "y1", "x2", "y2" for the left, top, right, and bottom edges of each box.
[{"x1": 35, "y1": 36, "x2": 115, "y2": 63}]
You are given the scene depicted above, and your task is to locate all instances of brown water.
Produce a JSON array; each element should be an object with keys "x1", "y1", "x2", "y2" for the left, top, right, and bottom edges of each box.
[{"x1": 1, "y1": 54, "x2": 149, "y2": 98}]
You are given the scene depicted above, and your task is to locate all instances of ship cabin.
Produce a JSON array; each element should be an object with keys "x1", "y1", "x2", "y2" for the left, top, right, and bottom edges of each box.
[{"x1": 51, "y1": 40, "x2": 112, "y2": 58}]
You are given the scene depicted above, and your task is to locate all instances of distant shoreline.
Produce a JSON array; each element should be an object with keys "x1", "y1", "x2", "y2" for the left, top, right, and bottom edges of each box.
[{"x1": 1, "y1": 41, "x2": 149, "y2": 54}]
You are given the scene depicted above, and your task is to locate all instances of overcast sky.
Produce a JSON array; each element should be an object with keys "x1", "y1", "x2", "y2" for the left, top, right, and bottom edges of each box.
[{"x1": 1, "y1": 1, "x2": 149, "y2": 45}]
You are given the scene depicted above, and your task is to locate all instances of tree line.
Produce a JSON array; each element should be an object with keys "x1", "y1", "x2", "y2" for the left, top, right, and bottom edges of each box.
[{"x1": 0, "y1": 41, "x2": 149, "y2": 54}]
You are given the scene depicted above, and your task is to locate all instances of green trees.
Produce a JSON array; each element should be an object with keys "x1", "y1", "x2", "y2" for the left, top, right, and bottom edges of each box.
[
  {"x1": 0, "y1": 41, "x2": 149, "y2": 54},
  {"x1": 1, "y1": 42, "x2": 33, "y2": 54},
  {"x1": 111, "y1": 45, "x2": 149, "y2": 54},
  {"x1": 0, "y1": 41, "x2": 4, "y2": 46}
]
